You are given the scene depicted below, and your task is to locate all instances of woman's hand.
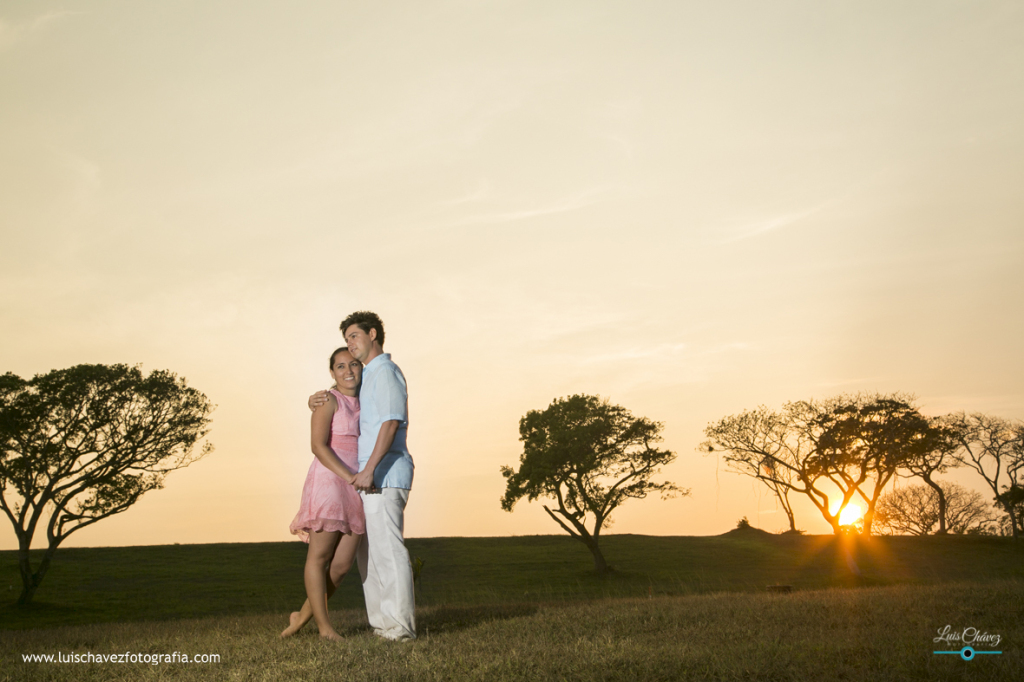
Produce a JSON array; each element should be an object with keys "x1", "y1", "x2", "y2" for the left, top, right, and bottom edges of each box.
[
  {"x1": 308, "y1": 390, "x2": 331, "y2": 412},
  {"x1": 352, "y1": 468, "x2": 375, "y2": 492}
]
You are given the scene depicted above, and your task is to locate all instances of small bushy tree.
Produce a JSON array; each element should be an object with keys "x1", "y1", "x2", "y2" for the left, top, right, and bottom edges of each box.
[
  {"x1": 875, "y1": 482, "x2": 998, "y2": 535},
  {"x1": 501, "y1": 395, "x2": 685, "y2": 575},
  {"x1": 0, "y1": 364, "x2": 214, "y2": 604}
]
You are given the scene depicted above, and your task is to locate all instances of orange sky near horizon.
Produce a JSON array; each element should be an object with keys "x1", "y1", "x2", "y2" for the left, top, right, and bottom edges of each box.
[{"x1": 2, "y1": 1, "x2": 1023, "y2": 550}]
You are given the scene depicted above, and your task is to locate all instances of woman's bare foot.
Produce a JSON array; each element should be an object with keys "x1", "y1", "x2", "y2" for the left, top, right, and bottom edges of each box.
[
  {"x1": 318, "y1": 628, "x2": 344, "y2": 641},
  {"x1": 280, "y1": 611, "x2": 304, "y2": 638}
]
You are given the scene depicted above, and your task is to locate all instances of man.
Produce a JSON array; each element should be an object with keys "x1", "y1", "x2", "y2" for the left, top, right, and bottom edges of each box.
[{"x1": 309, "y1": 311, "x2": 416, "y2": 641}]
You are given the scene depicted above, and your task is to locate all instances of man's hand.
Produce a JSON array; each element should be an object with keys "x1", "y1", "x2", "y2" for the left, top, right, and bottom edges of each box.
[
  {"x1": 308, "y1": 390, "x2": 331, "y2": 412},
  {"x1": 352, "y1": 468, "x2": 375, "y2": 492},
  {"x1": 355, "y1": 420, "x2": 398, "y2": 492}
]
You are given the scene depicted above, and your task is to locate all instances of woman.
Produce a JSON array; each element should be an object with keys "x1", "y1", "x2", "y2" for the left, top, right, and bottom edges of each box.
[{"x1": 281, "y1": 347, "x2": 365, "y2": 640}]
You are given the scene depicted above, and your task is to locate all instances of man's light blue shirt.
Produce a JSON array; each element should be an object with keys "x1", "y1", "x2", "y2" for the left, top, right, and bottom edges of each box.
[{"x1": 357, "y1": 353, "x2": 414, "y2": 490}]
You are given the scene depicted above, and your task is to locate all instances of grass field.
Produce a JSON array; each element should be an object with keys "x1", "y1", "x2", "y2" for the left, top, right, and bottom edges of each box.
[
  {"x1": 2, "y1": 581, "x2": 1021, "y2": 681},
  {"x1": 2, "y1": 532, "x2": 1022, "y2": 680},
  {"x1": 3, "y1": 531, "x2": 1023, "y2": 629}
]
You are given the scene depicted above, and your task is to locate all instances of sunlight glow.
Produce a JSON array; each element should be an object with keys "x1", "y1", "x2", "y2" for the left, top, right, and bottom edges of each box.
[{"x1": 837, "y1": 504, "x2": 863, "y2": 526}]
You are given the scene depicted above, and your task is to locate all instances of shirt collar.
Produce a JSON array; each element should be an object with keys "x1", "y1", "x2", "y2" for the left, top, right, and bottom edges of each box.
[{"x1": 363, "y1": 353, "x2": 391, "y2": 373}]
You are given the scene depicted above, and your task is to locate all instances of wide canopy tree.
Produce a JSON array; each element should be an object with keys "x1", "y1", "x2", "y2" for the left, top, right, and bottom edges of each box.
[
  {"x1": 811, "y1": 395, "x2": 945, "y2": 536},
  {"x1": 501, "y1": 394, "x2": 684, "y2": 574},
  {"x1": 0, "y1": 364, "x2": 214, "y2": 604},
  {"x1": 705, "y1": 394, "x2": 944, "y2": 536}
]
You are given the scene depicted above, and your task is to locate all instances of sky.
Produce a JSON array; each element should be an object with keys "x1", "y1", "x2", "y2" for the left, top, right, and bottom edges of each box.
[{"x1": 2, "y1": 0, "x2": 1023, "y2": 550}]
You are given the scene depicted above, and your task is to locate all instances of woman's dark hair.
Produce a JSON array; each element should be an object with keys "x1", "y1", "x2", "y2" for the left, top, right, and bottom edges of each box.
[
  {"x1": 329, "y1": 346, "x2": 351, "y2": 369},
  {"x1": 340, "y1": 311, "x2": 385, "y2": 347}
]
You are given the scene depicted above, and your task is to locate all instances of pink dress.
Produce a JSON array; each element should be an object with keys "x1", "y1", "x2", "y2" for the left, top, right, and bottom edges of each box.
[{"x1": 289, "y1": 390, "x2": 365, "y2": 541}]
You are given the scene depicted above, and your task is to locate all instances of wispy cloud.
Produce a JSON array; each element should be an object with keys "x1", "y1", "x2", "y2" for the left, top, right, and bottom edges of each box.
[
  {"x1": 715, "y1": 177, "x2": 886, "y2": 246},
  {"x1": 815, "y1": 377, "x2": 884, "y2": 388},
  {"x1": 439, "y1": 179, "x2": 492, "y2": 206},
  {"x1": 57, "y1": 149, "x2": 102, "y2": 208},
  {"x1": 557, "y1": 339, "x2": 754, "y2": 394},
  {"x1": 568, "y1": 339, "x2": 750, "y2": 367},
  {"x1": 450, "y1": 185, "x2": 610, "y2": 227},
  {"x1": 588, "y1": 99, "x2": 641, "y2": 159},
  {"x1": 0, "y1": 10, "x2": 83, "y2": 51},
  {"x1": 698, "y1": 341, "x2": 753, "y2": 356},
  {"x1": 718, "y1": 204, "x2": 825, "y2": 244},
  {"x1": 576, "y1": 342, "x2": 688, "y2": 365},
  {"x1": 593, "y1": 132, "x2": 635, "y2": 158}
]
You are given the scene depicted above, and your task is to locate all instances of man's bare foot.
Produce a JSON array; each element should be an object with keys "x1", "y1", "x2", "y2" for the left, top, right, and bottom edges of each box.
[
  {"x1": 318, "y1": 629, "x2": 344, "y2": 641},
  {"x1": 280, "y1": 611, "x2": 304, "y2": 638}
]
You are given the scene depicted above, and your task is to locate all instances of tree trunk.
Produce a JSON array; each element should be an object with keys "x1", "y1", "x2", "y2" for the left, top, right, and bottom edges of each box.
[
  {"x1": 994, "y1": 489, "x2": 1021, "y2": 539},
  {"x1": 922, "y1": 475, "x2": 947, "y2": 534},
  {"x1": 17, "y1": 568, "x2": 37, "y2": 604},
  {"x1": 779, "y1": 491, "x2": 797, "y2": 532},
  {"x1": 861, "y1": 509, "x2": 874, "y2": 536},
  {"x1": 542, "y1": 504, "x2": 613, "y2": 575},
  {"x1": 580, "y1": 535, "x2": 611, "y2": 575},
  {"x1": 16, "y1": 538, "x2": 59, "y2": 606},
  {"x1": 17, "y1": 583, "x2": 38, "y2": 605},
  {"x1": 784, "y1": 506, "x2": 796, "y2": 533},
  {"x1": 17, "y1": 541, "x2": 37, "y2": 606}
]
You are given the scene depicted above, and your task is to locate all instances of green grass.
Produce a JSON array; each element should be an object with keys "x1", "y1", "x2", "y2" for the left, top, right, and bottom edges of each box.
[
  {"x1": 2, "y1": 581, "x2": 1021, "y2": 681},
  {"x1": 3, "y1": 531, "x2": 1022, "y2": 630},
  {"x1": 2, "y1": 533, "x2": 1021, "y2": 680}
]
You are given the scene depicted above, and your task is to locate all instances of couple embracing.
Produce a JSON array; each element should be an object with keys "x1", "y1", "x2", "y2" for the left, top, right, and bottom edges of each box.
[{"x1": 282, "y1": 311, "x2": 416, "y2": 642}]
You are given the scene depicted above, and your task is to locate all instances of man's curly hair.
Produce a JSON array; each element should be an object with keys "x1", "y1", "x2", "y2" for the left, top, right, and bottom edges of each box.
[{"x1": 340, "y1": 311, "x2": 385, "y2": 347}]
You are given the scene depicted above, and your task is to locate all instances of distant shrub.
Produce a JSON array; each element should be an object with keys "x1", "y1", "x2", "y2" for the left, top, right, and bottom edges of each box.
[{"x1": 876, "y1": 482, "x2": 998, "y2": 536}]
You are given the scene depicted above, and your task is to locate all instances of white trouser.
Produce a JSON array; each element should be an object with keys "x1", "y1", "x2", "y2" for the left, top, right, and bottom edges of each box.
[{"x1": 357, "y1": 487, "x2": 416, "y2": 640}]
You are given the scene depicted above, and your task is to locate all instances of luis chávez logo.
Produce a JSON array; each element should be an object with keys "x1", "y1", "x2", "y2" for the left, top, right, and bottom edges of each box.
[{"x1": 933, "y1": 625, "x2": 1003, "y2": 661}]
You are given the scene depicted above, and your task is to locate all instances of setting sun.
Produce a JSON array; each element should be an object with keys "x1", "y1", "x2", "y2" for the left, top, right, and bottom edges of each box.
[{"x1": 837, "y1": 504, "x2": 864, "y2": 526}]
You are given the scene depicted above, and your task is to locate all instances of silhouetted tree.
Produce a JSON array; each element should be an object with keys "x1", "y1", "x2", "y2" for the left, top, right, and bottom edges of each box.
[
  {"x1": 948, "y1": 413, "x2": 1024, "y2": 538},
  {"x1": 813, "y1": 396, "x2": 944, "y2": 535},
  {"x1": 702, "y1": 406, "x2": 808, "y2": 533},
  {"x1": 500, "y1": 395, "x2": 684, "y2": 575},
  {"x1": 0, "y1": 364, "x2": 214, "y2": 604},
  {"x1": 704, "y1": 399, "x2": 866, "y2": 534},
  {"x1": 875, "y1": 481, "x2": 998, "y2": 535},
  {"x1": 899, "y1": 416, "x2": 963, "y2": 534},
  {"x1": 995, "y1": 485, "x2": 1024, "y2": 536},
  {"x1": 997, "y1": 425, "x2": 1024, "y2": 536},
  {"x1": 705, "y1": 394, "x2": 943, "y2": 536}
]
